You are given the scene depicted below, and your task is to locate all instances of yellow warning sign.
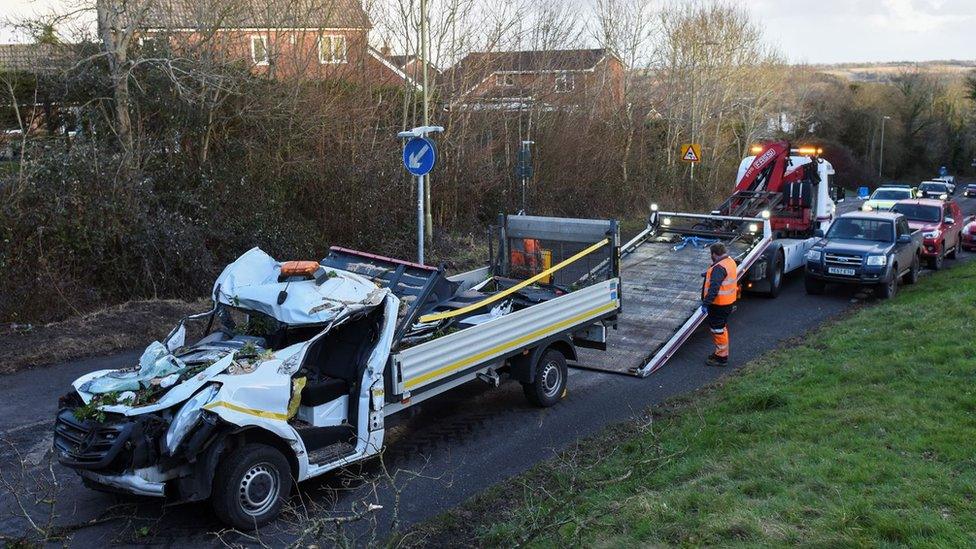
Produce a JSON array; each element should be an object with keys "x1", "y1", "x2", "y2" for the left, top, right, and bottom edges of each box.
[{"x1": 681, "y1": 143, "x2": 702, "y2": 163}]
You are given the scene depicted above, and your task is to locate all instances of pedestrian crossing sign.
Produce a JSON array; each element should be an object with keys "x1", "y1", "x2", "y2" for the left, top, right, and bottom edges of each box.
[{"x1": 681, "y1": 143, "x2": 702, "y2": 163}]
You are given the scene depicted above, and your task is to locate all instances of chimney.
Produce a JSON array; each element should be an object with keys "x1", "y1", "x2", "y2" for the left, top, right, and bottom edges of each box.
[{"x1": 380, "y1": 42, "x2": 391, "y2": 57}]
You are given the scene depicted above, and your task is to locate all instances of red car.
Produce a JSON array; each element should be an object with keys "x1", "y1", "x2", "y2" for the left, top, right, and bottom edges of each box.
[
  {"x1": 961, "y1": 216, "x2": 976, "y2": 251},
  {"x1": 891, "y1": 199, "x2": 963, "y2": 270}
]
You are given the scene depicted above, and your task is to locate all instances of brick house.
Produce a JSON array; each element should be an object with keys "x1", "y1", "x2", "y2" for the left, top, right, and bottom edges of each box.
[
  {"x1": 134, "y1": 0, "x2": 419, "y2": 88},
  {"x1": 443, "y1": 48, "x2": 625, "y2": 111},
  {"x1": 385, "y1": 53, "x2": 440, "y2": 80}
]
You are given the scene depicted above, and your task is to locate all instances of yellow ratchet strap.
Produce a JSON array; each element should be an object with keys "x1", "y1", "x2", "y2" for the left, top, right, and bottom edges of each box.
[{"x1": 418, "y1": 238, "x2": 610, "y2": 324}]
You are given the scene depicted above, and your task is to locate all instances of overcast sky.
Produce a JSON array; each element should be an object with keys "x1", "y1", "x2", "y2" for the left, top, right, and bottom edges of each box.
[{"x1": 2, "y1": 0, "x2": 975, "y2": 64}]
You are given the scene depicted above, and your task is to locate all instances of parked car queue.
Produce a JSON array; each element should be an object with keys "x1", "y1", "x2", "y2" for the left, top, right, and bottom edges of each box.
[{"x1": 810, "y1": 190, "x2": 973, "y2": 299}]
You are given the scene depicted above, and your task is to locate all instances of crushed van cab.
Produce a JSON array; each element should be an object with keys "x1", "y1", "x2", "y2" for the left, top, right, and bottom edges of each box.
[{"x1": 54, "y1": 215, "x2": 622, "y2": 528}]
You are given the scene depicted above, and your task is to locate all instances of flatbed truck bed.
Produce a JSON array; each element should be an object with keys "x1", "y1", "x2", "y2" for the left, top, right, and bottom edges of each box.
[{"x1": 575, "y1": 211, "x2": 771, "y2": 376}]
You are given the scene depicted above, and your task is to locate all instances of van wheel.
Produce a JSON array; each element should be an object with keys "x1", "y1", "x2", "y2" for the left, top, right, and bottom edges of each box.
[
  {"x1": 212, "y1": 443, "x2": 292, "y2": 529},
  {"x1": 522, "y1": 349, "x2": 568, "y2": 408}
]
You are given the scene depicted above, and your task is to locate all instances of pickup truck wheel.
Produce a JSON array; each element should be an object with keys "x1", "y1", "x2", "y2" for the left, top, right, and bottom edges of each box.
[
  {"x1": 877, "y1": 273, "x2": 898, "y2": 299},
  {"x1": 928, "y1": 252, "x2": 944, "y2": 270},
  {"x1": 212, "y1": 443, "x2": 292, "y2": 529},
  {"x1": 804, "y1": 275, "x2": 825, "y2": 295},
  {"x1": 904, "y1": 254, "x2": 920, "y2": 285},
  {"x1": 947, "y1": 242, "x2": 959, "y2": 259},
  {"x1": 523, "y1": 349, "x2": 568, "y2": 408}
]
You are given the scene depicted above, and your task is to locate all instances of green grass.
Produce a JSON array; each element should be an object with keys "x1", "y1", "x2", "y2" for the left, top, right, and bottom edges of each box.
[{"x1": 410, "y1": 262, "x2": 976, "y2": 547}]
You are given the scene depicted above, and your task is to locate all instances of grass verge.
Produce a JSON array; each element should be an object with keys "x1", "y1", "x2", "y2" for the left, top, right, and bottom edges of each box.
[{"x1": 408, "y1": 260, "x2": 976, "y2": 546}]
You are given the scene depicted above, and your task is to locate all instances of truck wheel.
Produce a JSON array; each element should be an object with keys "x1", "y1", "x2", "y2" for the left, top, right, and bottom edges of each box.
[
  {"x1": 762, "y1": 252, "x2": 784, "y2": 298},
  {"x1": 947, "y1": 242, "x2": 958, "y2": 259},
  {"x1": 904, "y1": 254, "x2": 920, "y2": 285},
  {"x1": 877, "y1": 273, "x2": 898, "y2": 299},
  {"x1": 804, "y1": 275, "x2": 825, "y2": 295},
  {"x1": 212, "y1": 443, "x2": 292, "y2": 529},
  {"x1": 522, "y1": 349, "x2": 568, "y2": 408},
  {"x1": 928, "y1": 252, "x2": 943, "y2": 270}
]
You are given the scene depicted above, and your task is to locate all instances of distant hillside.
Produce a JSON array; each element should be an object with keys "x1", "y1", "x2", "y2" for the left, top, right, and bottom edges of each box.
[{"x1": 814, "y1": 60, "x2": 976, "y2": 82}]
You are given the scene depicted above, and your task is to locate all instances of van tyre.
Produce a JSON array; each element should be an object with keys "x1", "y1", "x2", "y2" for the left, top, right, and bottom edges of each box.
[
  {"x1": 212, "y1": 443, "x2": 292, "y2": 529},
  {"x1": 903, "y1": 254, "x2": 920, "y2": 285},
  {"x1": 804, "y1": 276, "x2": 825, "y2": 295},
  {"x1": 523, "y1": 349, "x2": 568, "y2": 408}
]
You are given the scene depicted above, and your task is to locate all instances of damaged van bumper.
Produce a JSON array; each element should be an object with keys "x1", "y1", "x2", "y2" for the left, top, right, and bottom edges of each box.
[
  {"x1": 53, "y1": 401, "x2": 221, "y2": 501},
  {"x1": 79, "y1": 470, "x2": 166, "y2": 497}
]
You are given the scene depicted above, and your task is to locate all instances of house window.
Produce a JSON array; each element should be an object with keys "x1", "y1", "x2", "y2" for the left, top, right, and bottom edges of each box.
[
  {"x1": 319, "y1": 35, "x2": 347, "y2": 64},
  {"x1": 555, "y1": 72, "x2": 574, "y2": 93},
  {"x1": 495, "y1": 73, "x2": 515, "y2": 87},
  {"x1": 251, "y1": 35, "x2": 269, "y2": 65},
  {"x1": 139, "y1": 36, "x2": 160, "y2": 51}
]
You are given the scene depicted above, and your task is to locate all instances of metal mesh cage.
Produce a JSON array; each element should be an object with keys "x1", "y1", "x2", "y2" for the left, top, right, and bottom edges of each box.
[{"x1": 501, "y1": 215, "x2": 619, "y2": 288}]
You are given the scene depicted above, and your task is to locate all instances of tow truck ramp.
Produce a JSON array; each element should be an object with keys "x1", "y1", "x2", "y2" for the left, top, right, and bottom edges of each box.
[{"x1": 573, "y1": 211, "x2": 771, "y2": 377}]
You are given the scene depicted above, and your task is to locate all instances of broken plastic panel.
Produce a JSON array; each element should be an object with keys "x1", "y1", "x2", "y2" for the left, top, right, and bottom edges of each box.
[{"x1": 83, "y1": 342, "x2": 188, "y2": 394}]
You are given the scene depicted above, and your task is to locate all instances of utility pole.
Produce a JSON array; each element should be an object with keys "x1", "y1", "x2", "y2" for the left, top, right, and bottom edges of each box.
[
  {"x1": 419, "y1": 0, "x2": 433, "y2": 243},
  {"x1": 879, "y1": 115, "x2": 891, "y2": 178},
  {"x1": 518, "y1": 140, "x2": 534, "y2": 213}
]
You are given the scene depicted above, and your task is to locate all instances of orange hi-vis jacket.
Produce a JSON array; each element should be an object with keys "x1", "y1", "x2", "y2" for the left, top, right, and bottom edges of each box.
[{"x1": 703, "y1": 255, "x2": 738, "y2": 306}]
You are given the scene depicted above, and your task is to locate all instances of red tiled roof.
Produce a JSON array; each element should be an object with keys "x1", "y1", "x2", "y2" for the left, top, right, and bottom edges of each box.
[
  {"x1": 128, "y1": 0, "x2": 371, "y2": 30},
  {"x1": 0, "y1": 43, "x2": 63, "y2": 72},
  {"x1": 455, "y1": 48, "x2": 610, "y2": 74},
  {"x1": 443, "y1": 48, "x2": 613, "y2": 95}
]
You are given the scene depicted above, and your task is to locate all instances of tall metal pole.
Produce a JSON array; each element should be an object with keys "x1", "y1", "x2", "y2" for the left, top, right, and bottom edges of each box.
[
  {"x1": 417, "y1": 174, "x2": 425, "y2": 264},
  {"x1": 420, "y1": 0, "x2": 433, "y2": 243},
  {"x1": 879, "y1": 115, "x2": 890, "y2": 178}
]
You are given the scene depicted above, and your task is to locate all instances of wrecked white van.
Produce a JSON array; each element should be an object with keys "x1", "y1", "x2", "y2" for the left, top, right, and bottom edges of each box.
[{"x1": 55, "y1": 215, "x2": 621, "y2": 528}]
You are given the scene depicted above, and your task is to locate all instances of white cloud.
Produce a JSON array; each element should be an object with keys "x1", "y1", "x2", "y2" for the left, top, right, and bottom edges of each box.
[{"x1": 868, "y1": 0, "x2": 970, "y2": 32}]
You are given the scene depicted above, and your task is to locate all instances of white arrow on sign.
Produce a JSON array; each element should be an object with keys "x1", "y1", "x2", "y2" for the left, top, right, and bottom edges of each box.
[{"x1": 408, "y1": 144, "x2": 430, "y2": 169}]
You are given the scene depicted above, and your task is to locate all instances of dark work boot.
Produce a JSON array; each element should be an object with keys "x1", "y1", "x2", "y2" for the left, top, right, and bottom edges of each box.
[{"x1": 706, "y1": 354, "x2": 729, "y2": 367}]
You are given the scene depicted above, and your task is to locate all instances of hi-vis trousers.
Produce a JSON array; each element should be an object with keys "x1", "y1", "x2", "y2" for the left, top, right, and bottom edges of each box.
[{"x1": 706, "y1": 303, "x2": 734, "y2": 358}]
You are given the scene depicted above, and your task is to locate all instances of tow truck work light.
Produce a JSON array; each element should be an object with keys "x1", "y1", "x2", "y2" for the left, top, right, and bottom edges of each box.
[
  {"x1": 748, "y1": 223, "x2": 759, "y2": 233},
  {"x1": 750, "y1": 145, "x2": 764, "y2": 154},
  {"x1": 795, "y1": 147, "x2": 823, "y2": 156},
  {"x1": 760, "y1": 210, "x2": 771, "y2": 219}
]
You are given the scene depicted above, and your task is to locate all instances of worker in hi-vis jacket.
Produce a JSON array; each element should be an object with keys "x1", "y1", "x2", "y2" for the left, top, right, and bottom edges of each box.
[{"x1": 700, "y1": 242, "x2": 738, "y2": 367}]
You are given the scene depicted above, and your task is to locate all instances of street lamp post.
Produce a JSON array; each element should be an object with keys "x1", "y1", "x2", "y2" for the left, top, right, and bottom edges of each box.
[{"x1": 879, "y1": 115, "x2": 891, "y2": 178}]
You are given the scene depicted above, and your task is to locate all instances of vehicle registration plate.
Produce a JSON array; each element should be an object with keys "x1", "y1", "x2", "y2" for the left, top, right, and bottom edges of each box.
[{"x1": 828, "y1": 267, "x2": 856, "y2": 276}]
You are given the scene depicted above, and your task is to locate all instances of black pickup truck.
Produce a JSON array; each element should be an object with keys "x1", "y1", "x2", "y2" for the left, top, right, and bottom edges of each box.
[{"x1": 804, "y1": 211, "x2": 923, "y2": 299}]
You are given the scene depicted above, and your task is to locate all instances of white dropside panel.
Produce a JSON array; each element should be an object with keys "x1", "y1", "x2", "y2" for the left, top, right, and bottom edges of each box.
[{"x1": 395, "y1": 279, "x2": 620, "y2": 394}]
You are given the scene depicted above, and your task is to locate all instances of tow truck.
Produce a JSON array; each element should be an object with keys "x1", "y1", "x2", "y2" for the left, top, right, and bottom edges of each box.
[{"x1": 575, "y1": 141, "x2": 839, "y2": 376}]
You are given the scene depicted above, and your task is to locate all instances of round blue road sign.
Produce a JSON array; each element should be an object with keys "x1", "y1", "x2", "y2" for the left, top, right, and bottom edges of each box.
[{"x1": 403, "y1": 137, "x2": 436, "y2": 176}]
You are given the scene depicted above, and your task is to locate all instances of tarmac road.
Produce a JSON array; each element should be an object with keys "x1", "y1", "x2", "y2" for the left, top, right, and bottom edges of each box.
[{"x1": 2, "y1": 192, "x2": 974, "y2": 546}]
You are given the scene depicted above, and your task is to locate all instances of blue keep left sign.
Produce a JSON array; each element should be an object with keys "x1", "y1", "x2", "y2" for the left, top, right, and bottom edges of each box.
[{"x1": 403, "y1": 137, "x2": 436, "y2": 176}]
